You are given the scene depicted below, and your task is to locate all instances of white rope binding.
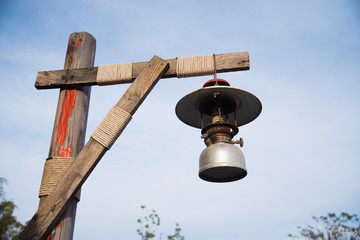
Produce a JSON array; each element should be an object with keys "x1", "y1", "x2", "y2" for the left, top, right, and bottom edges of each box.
[
  {"x1": 91, "y1": 106, "x2": 132, "y2": 149},
  {"x1": 96, "y1": 62, "x2": 133, "y2": 85},
  {"x1": 176, "y1": 54, "x2": 215, "y2": 78},
  {"x1": 39, "y1": 157, "x2": 75, "y2": 197}
]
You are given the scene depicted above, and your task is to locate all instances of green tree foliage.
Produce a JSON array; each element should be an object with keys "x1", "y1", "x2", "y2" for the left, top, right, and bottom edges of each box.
[
  {"x1": 289, "y1": 212, "x2": 360, "y2": 240},
  {"x1": 0, "y1": 178, "x2": 24, "y2": 240},
  {"x1": 167, "y1": 223, "x2": 184, "y2": 240},
  {"x1": 137, "y1": 205, "x2": 185, "y2": 240}
]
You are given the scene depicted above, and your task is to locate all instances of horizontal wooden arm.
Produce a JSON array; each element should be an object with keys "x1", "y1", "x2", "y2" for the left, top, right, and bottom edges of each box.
[{"x1": 35, "y1": 52, "x2": 249, "y2": 89}]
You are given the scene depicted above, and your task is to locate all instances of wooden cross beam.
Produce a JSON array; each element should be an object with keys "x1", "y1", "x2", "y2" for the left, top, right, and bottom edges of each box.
[
  {"x1": 35, "y1": 52, "x2": 249, "y2": 89},
  {"x1": 19, "y1": 55, "x2": 170, "y2": 240}
]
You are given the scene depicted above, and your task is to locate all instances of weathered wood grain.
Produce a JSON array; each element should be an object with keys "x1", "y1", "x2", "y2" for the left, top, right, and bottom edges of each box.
[
  {"x1": 35, "y1": 52, "x2": 249, "y2": 89},
  {"x1": 39, "y1": 32, "x2": 96, "y2": 240},
  {"x1": 19, "y1": 56, "x2": 169, "y2": 240},
  {"x1": 116, "y1": 56, "x2": 169, "y2": 114}
]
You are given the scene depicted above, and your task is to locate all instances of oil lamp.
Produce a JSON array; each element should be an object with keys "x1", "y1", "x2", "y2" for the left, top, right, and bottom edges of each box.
[{"x1": 175, "y1": 78, "x2": 262, "y2": 182}]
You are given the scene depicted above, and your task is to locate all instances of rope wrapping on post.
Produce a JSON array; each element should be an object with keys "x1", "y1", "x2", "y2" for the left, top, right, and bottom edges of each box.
[
  {"x1": 39, "y1": 157, "x2": 75, "y2": 198},
  {"x1": 91, "y1": 106, "x2": 132, "y2": 149},
  {"x1": 96, "y1": 62, "x2": 133, "y2": 85},
  {"x1": 176, "y1": 54, "x2": 215, "y2": 78}
]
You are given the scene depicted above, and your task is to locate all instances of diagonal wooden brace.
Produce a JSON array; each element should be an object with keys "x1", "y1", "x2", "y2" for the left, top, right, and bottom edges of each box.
[{"x1": 19, "y1": 55, "x2": 169, "y2": 240}]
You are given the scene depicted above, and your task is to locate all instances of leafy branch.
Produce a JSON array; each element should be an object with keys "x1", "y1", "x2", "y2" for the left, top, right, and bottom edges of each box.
[
  {"x1": 136, "y1": 205, "x2": 185, "y2": 240},
  {"x1": 0, "y1": 177, "x2": 25, "y2": 240},
  {"x1": 289, "y1": 212, "x2": 360, "y2": 240}
]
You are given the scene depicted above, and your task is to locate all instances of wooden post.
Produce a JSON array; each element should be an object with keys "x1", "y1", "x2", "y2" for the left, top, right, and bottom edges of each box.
[
  {"x1": 19, "y1": 56, "x2": 169, "y2": 240},
  {"x1": 38, "y1": 32, "x2": 96, "y2": 240}
]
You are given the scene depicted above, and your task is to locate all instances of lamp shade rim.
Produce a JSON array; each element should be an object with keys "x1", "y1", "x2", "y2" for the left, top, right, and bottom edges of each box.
[{"x1": 175, "y1": 86, "x2": 262, "y2": 129}]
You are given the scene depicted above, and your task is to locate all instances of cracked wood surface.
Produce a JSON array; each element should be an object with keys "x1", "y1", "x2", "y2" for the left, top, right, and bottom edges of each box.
[{"x1": 35, "y1": 52, "x2": 249, "y2": 89}]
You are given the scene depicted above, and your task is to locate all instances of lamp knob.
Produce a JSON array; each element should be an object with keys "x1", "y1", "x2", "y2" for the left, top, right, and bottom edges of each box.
[{"x1": 232, "y1": 137, "x2": 244, "y2": 147}]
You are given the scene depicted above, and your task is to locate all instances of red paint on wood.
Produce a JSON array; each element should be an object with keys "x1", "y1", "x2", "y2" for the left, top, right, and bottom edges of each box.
[
  {"x1": 77, "y1": 38, "x2": 82, "y2": 48},
  {"x1": 56, "y1": 89, "x2": 76, "y2": 157},
  {"x1": 46, "y1": 221, "x2": 62, "y2": 240},
  {"x1": 59, "y1": 145, "x2": 72, "y2": 157}
]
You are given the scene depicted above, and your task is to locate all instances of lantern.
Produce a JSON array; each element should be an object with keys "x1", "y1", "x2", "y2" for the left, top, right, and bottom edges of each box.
[{"x1": 175, "y1": 79, "x2": 261, "y2": 182}]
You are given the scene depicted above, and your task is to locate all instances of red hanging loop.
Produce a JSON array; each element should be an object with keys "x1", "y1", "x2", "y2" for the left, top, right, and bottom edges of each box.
[{"x1": 203, "y1": 78, "x2": 230, "y2": 87}]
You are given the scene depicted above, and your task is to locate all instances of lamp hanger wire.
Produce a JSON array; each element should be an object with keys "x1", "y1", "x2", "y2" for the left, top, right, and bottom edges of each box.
[{"x1": 213, "y1": 54, "x2": 218, "y2": 85}]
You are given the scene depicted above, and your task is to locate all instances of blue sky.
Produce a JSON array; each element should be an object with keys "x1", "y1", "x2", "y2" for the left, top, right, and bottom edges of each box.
[{"x1": 0, "y1": 0, "x2": 360, "y2": 239}]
